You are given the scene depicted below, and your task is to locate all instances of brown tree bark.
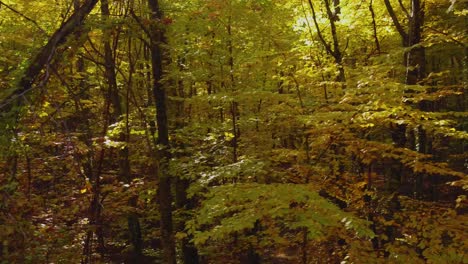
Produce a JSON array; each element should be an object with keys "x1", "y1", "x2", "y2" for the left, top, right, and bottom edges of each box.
[
  {"x1": 147, "y1": 0, "x2": 176, "y2": 263},
  {"x1": 231, "y1": 101, "x2": 239, "y2": 163},
  {"x1": 227, "y1": 7, "x2": 235, "y2": 91},
  {"x1": 384, "y1": 0, "x2": 426, "y2": 85},
  {"x1": 173, "y1": 42, "x2": 200, "y2": 264}
]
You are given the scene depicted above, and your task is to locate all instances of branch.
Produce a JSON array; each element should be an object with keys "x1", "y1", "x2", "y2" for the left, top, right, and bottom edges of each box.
[
  {"x1": 130, "y1": 9, "x2": 152, "y2": 39},
  {"x1": 369, "y1": 0, "x2": 381, "y2": 53},
  {"x1": 0, "y1": 0, "x2": 99, "y2": 112},
  {"x1": 85, "y1": 36, "x2": 105, "y2": 58},
  {"x1": 323, "y1": 0, "x2": 342, "y2": 60},
  {"x1": 300, "y1": 0, "x2": 316, "y2": 46},
  {"x1": 307, "y1": 0, "x2": 334, "y2": 56},
  {"x1": 0, "y1": 0, "x2": 48, "y2": 36},
  {"x1": 383, "y1": 0, "x2": 408, "y2": 44},
  {"x1": 80, "y1": 53, "x2": 106, "y2": 67},
  {"x1": 397, "y1": 0, "x2": 410, "y2": 18},
  {"x1": 426, "y1": 26, "x2": 466, "y2": 47}
]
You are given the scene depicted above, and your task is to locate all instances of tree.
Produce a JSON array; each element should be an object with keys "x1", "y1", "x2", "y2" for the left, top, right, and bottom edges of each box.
[
  {"x1": 147, "y1": 0, "x2": 176, "y2": 262},
  {"x1": 100, "y1": 0, "x2": 143, "y2": 260},
  {"x1": 307, "y1": 0, "x2": 346, "y2": 83},
  {"x1": 384, "y1": 0, "x2": 426, "y2": 84}
]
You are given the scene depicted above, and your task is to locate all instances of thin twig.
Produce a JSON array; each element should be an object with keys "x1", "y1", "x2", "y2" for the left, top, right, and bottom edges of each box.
[
  {"x1": 426, "y1": 26, "x2": 466, "y2": 47},
  {"x1": 0, "y1": 0, "x2": 48, "y2": 36},
  {"x1": 130, "y1": 9, "x2": 152, "y2": 39}
]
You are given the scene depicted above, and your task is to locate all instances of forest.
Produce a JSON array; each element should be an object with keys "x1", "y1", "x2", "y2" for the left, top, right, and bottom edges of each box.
[{"x1": 0, "y1": 0, "x2": 466, "y2": 263}]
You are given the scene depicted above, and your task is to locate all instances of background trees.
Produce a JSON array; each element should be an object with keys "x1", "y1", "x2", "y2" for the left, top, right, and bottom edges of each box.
[{"x1": 0, "y1": 0, "x2": 466, "y2": 263}]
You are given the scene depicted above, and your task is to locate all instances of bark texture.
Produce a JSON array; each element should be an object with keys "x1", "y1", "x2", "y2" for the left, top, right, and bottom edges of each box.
[{"x1": 147, "y1": 0, "x2": 176, "y2": 263}]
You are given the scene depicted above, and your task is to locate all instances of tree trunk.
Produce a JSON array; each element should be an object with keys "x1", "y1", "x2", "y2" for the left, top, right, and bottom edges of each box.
[
  {"x1": 101, "y1": 0, "x2": 143, "y2": 259},
  {"x1": 173, "y1": 50, "x2": 200, "y2": 264},
  {"x1": 147, "y1": 0, "x2": 176, "y2": 263},
  {"x1": 369, "y1": 0, "x2": 381, "y2": 53},
  {"x1": 307, "y1": 0, "x2": 345, "y2": 83},
  {"x1": 175, "y1": 176, "x2": 199, "y2": 264},
  {"x1": 69, "y1": 0, "x2": 105, "y2": 261},
  {"x1": 231, "y1": 101, "x2": 239, "y2": 163},
  {"x1": 405, "y1": 0, "x2": 425, "y2": 85},
  {"x1": 384, "y1": 0, "x2": 426, "y2": 85},
  {"x1": 227, "y1": 9, "x2": 235, "y2": 91}
]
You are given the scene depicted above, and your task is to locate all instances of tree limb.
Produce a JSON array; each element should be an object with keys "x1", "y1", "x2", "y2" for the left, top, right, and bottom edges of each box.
[
  {"x1": 307, "y1": 0, "x2": 334, "y2": 56},
  {"x1": 323, "y1": 0, "x2": 342, "y2": 60},
  {"x1": 397, "y1": 0, "x2": 410, "y2": 18},
  {"x1": 130, "y1": 9, "x2": 152, "y2": 39},
  {"x1": 383, "y1": 0, "x2": 409, "y2": 44},
  {"x1": 0, "y1": 0, "x2": 99, "y2": 112}
]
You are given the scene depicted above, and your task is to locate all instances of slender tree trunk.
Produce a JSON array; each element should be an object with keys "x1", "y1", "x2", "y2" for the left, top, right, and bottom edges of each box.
[
  {"x1": 126, "y1": 35, "x2": 144, "y2": 261},
  {"x1": 147, "y1": 0, "x2": 176, "y2": 263},
  {"x1": 307, "y1": 0, "x2": 345, "y2": 83},
  {"x1": 173, "y1": 43, "x2": 200, "y2": 264},
  {"x1": 227, "y1": 10, "x2": 235, "y2": 90},
  {"x1": 206, "y1": 30, "x2": 215, "y2": 95},
  {"x1": 100, "y1": 0, "x2": 143, "y2": 259},
  {"x1": 324, "y1": 0, "x2": 345, "y2": 82},
  {"x1": 369, "y1": 0, "x2": 381, "y2": 53},
  {"x1": 72, "y1": 0, "x2": 105, "y2": 260},
  {"x1": 175, "y1": 175, "x2": 199, "y2": 263},
  {"x1": 231, "y1": 101, "x2": 239, "y2": 163}
]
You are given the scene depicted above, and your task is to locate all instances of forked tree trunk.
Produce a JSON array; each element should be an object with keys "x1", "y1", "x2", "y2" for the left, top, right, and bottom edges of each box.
[
  {"x1": 307, "y1": 0, "x2": 346, "y2": 83},
  {"x1": 384, "y1": 0, "x2": 426, "y2": 85}
]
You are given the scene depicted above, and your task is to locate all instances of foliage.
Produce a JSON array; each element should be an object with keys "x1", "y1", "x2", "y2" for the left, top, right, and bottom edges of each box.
[
  {"x1": 0, "y1": 0, "x2": 466, "y2": 263},
  {"x1": 191, "y1": 183, "x2": 374, "y2": 241}
]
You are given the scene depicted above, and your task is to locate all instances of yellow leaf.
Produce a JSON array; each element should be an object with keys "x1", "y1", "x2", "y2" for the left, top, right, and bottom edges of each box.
[
  {"x1": 224, "y1": 132, "x2": 235, "y2": 139},
  {"x1": 175, "y1": 232, "x2": 188, "y2": 240},
  {"x1": 360, "y1": 123, "x2": 374, "y2": 128},
  {"x1": 80, "y1": 188, "x2": 87, "y2": 194}
]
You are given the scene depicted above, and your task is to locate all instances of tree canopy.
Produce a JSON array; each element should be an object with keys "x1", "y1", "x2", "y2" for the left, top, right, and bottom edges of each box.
[{"x1": 0, "y1": 0, "x2": 466, "y2": 263}]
